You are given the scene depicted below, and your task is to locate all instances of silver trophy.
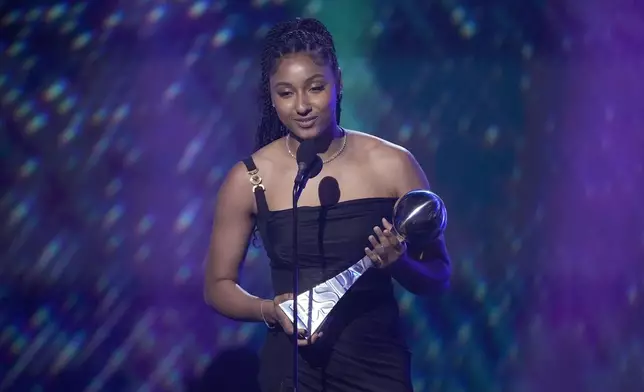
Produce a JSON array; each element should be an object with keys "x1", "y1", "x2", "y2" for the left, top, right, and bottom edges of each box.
[
  {"x1": 390, "y1": 189, "x2": 448, "y2": 244},
  {"x1": 278, "y1": 189, "x2": 447, "y2": 335}
]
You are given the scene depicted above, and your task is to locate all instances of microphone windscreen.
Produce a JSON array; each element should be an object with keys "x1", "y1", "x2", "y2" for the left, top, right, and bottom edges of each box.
[{"x1": 296, "y1": 139, "x2": 318, "y2": 165}]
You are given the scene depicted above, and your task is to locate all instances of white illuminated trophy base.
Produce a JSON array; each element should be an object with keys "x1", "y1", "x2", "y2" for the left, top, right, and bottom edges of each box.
[{"x1": 278, "y1": 256, "x2": 374, "y2": 336}]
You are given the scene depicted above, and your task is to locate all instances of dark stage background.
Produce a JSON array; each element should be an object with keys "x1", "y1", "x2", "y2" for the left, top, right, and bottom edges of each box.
[{"x1": 1, "y1": 1, "x2": 643, "y2": 391}]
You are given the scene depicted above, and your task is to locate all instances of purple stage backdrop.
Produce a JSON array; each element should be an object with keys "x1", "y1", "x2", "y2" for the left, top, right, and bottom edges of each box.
[{"x1": 0, "y1": 1, "x2": 643, "y2": 391}]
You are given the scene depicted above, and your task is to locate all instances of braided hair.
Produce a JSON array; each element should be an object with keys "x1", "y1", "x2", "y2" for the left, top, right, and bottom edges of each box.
[{"x1": 254, "y1": 18, "x2": 343, "y2": 152}]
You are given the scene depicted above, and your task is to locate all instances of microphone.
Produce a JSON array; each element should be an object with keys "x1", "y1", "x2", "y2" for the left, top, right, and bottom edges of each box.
[
  {"x1": 292, "y1": 139, "x2": 322, "y2": 392},
  {"x1": 290, "y1": 138, "x2": 322, "y2": 391},
  {"x1": 294, "y1": 139, "x2": 322, "y2": 190}
]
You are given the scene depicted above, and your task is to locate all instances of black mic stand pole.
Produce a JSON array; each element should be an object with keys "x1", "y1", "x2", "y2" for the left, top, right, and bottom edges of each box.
[{"x1": 291, "y1": 179, "x2": 304, "y2": 392}]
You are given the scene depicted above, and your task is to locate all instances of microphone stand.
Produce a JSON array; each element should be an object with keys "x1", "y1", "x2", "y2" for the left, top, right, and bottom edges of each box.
[
  {"x1": 290, "y1": 141, "x2": 320, "y2": 391},
  {"x1": 291, "y1": 180, "x2": 304, "y2": 392}
]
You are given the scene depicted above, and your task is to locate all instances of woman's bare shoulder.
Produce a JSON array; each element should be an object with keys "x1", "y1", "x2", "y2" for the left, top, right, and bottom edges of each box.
[
  {"x1": 215, "y1": 138, "x2": 287, "y2": 214},
  {"x1": 249, "y1": 137, "x2": 288, "y2": 171},
  {"x1": 346, "y1": 129, "x2": 413, "y2": 162},
  {"x1": 346, "y1": 129, "x2": 427, "y2": 194}
]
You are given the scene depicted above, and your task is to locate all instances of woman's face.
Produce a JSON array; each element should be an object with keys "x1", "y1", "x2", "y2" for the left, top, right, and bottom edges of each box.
[{"x1": 269, "y1": 52, "x2": 339, "y2": 140}]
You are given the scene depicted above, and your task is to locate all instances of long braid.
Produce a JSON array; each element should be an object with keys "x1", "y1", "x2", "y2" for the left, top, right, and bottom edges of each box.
[{"x1": 254, "y1": 18, "x2": 343, "y2": 152}]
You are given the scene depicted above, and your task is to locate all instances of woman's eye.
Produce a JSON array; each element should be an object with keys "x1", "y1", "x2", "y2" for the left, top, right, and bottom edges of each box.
[
  {"x1": 278, "y1": 92, "x2": 293, "y2": 97},
  {"x1": 311, "y1": 85, "x2": 325, "y2": 92}
]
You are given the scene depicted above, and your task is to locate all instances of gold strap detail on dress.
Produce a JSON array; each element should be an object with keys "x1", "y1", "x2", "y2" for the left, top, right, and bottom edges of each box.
[{"x1": 247, "y1": 168, "x2": 265, "y2": 192}]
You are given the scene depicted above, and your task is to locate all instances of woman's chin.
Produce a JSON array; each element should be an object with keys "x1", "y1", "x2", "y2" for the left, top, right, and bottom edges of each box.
[
  {"x1": 290, "y1": 127, "x2": 321, "y2": 140},
  {"x1": 288, "y1": 120, "x2": 336, "y2": 141}
]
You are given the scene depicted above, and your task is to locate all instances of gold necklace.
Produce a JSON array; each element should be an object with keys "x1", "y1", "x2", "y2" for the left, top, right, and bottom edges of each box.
[{"x1": 286, "y1": 128, "x2": 348, "y2": 164}]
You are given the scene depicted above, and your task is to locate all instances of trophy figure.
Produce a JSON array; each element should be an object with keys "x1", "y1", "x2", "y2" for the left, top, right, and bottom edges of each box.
[{"x1": 279, "y1": 189, "x2": 448, "y2": 335}]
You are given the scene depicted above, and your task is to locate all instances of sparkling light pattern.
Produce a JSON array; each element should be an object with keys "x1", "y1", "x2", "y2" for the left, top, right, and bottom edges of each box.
[{"x1": 1, "y1": 1, "x2": 643, "y2": 392}]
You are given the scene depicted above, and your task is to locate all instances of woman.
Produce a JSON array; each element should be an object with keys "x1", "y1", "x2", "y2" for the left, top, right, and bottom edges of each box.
[{"x1": 204, "y1": 17, "x2": 451, "y2": 392}]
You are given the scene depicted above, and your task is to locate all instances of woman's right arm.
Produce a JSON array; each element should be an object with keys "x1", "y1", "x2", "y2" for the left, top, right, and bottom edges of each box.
[{"x1": 203, "y1": 161, "x2": 278, "y2": 325}]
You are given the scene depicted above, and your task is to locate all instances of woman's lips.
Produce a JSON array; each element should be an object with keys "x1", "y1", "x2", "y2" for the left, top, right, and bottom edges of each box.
[{"x1": 294, "y1": 117, "x2": 317, "y2": 128}]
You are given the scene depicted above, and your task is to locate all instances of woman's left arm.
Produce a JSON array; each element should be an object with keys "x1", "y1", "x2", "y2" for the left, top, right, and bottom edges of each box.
[
  {"x1": 377, "y1": 146, "x2": 452, "y2": 295},
  {"x1": 387, "y1": 232, "x2": 451, "y2": 295}
]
